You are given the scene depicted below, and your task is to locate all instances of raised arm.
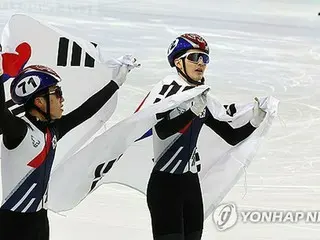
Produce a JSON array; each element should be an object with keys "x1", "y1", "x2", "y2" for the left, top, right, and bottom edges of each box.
[
  {"x1": 54, "y1": 55, "x2": 139, "y2": 139},
  {"x1": 0, "y1": 77, "x2": 28, "y2": 149},
  {"x1": 54, "y1": 80, "x2": 119, "y2": 139}
]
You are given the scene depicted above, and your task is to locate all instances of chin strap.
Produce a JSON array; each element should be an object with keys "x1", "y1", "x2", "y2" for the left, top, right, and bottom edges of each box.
[
  {"x1": 30, "y1": 93, "x2": 52, "y2": 122},
  {"x1": 176, "y1": 58, "x2": 205, "y2": 86}
]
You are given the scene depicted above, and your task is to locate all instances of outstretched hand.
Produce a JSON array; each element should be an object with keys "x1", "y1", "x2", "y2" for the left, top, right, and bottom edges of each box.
[
  {"x1": 250, "y1": 97, "x2": 267, "y2": 127},
  {"x1": 106, "y1": 55, "x2": 141, "y2": 86}
]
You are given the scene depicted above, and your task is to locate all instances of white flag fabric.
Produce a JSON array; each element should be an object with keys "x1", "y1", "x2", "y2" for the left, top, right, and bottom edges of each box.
[
  {"x1": 48, "y1": 74, "x2": 279, "y2": 219},
  {"x1": 48, "y1": 84, "x2": 211, "y2": 211},
  {"x1": 0, "y1": 14, "x2": 279, "y2": 221}
]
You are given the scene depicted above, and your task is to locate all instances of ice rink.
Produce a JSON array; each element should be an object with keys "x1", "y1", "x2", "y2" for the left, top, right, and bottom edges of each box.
[{"x1": 0, "y1": 0, "x2": 319, "y2": 239}]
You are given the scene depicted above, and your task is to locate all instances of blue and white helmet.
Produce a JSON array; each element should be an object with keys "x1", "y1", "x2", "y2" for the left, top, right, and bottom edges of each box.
[
  {"x1": 10, "y1": 65, "x2": 61, "y2": 105},
  {"x1": 167, "y1": 33, "x2": 209, "y2": 67}
]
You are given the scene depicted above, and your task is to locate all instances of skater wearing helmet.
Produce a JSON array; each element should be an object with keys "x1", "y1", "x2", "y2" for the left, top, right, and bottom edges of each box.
[
  {"x1": 0, "y1": 57, "x2": 138, "y2": 240},
  {"x1": 146, "y1": 33, "x2": 266, "y2": 240}
]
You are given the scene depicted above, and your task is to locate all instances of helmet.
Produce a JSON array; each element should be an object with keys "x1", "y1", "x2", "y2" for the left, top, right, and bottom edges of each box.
[
  {"x1": 167, "y1": 33, "x2": 209, "y2": 67},
  {"x1": 10, "y1": 65, "x2": 61, "y2": 105}
]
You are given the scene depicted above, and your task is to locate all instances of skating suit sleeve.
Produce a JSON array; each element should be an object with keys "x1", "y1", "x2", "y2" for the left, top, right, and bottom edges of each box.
[
  {"x1": 0, "y1": 77, "x2": 28, "y2": 149},
  {"x1": 204, "y1": 108, "x2": 256, "y2": 146},
  {"x1": 54, "y1": 80, "x2": 119, "y2": 139}
]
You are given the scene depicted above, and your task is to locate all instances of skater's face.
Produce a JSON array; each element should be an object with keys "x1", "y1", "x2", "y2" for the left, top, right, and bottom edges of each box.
[
  {"x1": 174, "y1": 49, "x2": 208, "y2": 82},
  {"x1": 34, "y1": 85, "x2": 64, "y2": 120}
]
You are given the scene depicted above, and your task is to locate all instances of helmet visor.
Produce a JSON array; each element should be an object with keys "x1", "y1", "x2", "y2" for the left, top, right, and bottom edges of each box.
[
  {"x1": 179, "y1": 52, "x2": 210, "y2": 64},
  {"x1": 39, "y1": 86, "x2": 63, "y2": 99},
  {"x1": 49, "y1": 86, "x2": 63, "y2": 98}
]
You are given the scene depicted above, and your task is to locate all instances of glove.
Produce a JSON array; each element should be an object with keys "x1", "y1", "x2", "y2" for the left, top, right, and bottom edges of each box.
[
  {"x1": 250, "y1": 97, "x2": 267, "y2": 127},
  {"x1": 190, "y1": 89, "x2": 209, "y2": 116},
  {"x1": 106, "y1": 54, "x2": 140, "y2": 87}
]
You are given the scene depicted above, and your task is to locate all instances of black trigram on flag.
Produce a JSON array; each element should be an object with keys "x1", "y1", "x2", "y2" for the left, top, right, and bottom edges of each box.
[
  {"x1": 57, "y1": 37, "x2": 97, "y2": 68},
  {"x1": 224, "y1": 103, "x2": 236, "y2": 117},
  {"x1": 153, "y1": 80, "x2": 193, "y2": 104},
  {"x1": 89, "y1": 154, "x2": 123, "y2": 192},
  {"x1": 154, "y1": 81, "x2": 194, "y2": 120}
]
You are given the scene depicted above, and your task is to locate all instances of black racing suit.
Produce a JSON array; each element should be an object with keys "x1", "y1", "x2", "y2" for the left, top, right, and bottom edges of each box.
[
  {"x1": 146, "y1": 81, "x2": 256, "y2": 240},
  {"x1": 0, "y1": 77, "x2": 119, "y2": 240}
]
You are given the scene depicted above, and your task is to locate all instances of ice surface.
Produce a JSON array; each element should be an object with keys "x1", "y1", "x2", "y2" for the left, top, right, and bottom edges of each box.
[{"x1": 0, "y1": 0, "x2": 320, "y2": 239}]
